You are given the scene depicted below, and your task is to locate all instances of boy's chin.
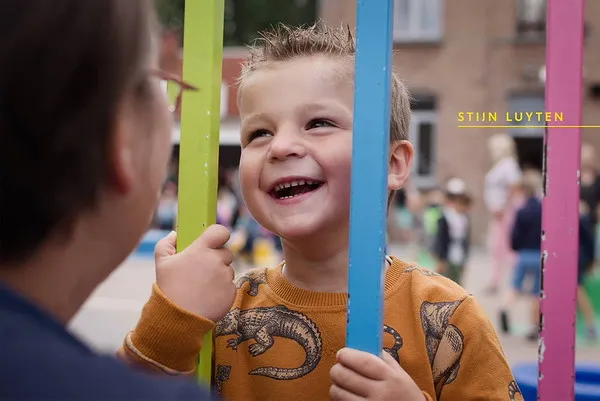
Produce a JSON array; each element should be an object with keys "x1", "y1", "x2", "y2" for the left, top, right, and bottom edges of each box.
[
  {"x1": 274, "y1": 226, "x2": 321, "y2": 242},
  {"x1": 269, "y1": 218, "x2": 348, "y2": 247},
  {"x1": 269, "y1": 220, "x2": 328, "y2": 242}
]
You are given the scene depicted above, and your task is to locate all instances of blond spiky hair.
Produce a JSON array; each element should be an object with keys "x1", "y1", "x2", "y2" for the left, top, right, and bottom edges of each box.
[{"x1": 237, "y1": 22, "x2": 411, "y2": 142}]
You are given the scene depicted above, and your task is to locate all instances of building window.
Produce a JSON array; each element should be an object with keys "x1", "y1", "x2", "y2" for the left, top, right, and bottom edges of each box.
[
  {"x1": 410, "y1": 96, "x2": 437, "y2": 186},
  {"x1": 393, "y1": 0, "x2": 443, "y2": 43},
  {"x1": 516, "y1": 0, "x2": 546, "y2": 40},
  {"x1": 507, "y1": 93, "x2": 545, "y2": 137}
]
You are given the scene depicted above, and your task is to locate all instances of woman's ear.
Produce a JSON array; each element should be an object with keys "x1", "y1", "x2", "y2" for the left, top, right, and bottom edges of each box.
[
  {"x1": 107, "y1": 104, "x2": 137, "y2": 194},
  {"x1": 388, "y1": 140, "x2": 414, "y2": 191}
]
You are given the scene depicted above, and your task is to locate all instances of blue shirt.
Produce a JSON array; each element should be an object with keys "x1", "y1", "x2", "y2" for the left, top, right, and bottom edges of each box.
[
  {"x1": 0, "y1": 282, "x2": 217, "y2": 401},
  {"x1": 511, "y1": 196, "x2": 543, "y2": 251}
]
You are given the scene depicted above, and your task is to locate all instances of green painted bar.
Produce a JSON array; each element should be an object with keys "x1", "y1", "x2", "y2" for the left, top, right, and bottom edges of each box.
[{"x1": 178, "y1": 0, "x2": 225, "y2": 386}]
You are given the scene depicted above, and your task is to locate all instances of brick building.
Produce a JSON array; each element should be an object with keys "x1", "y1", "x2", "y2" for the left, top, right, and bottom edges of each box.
[
  {"x1": 320, "y1": 0, "x2": 600, "y2": 241},
  {"x1": 162, "y1": 0, "x2": 600, "y2": 241}
]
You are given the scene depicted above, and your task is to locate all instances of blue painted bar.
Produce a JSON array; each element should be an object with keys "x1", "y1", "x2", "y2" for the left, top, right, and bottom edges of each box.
[{"x1": 346, "y1": 0, "x2": 395, "y2": 356}]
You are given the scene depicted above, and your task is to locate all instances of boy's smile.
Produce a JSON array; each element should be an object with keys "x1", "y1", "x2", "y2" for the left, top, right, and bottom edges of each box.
[
  {"x1": 268, "y1": 176, "x2": 325, "y2": 203},
  {"x1": 238, "y1": 55, "x2": 354, "y2": 243}
]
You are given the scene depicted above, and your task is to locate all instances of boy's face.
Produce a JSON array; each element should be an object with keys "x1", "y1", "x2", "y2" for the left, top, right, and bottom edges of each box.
[
  {"x1": 454, "y1": 198, "x2": 470, "y2": 213},
  {"x1": 237, "y1": 56, "x2": 354, "y2": 241}
]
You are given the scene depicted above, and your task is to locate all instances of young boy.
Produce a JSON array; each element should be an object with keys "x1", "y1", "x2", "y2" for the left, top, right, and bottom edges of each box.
[
  {"x1": 433, "y1": 178, "x2": 472, "y2": 285},
  {"x1": 118, "y1": 24, "x2": 519, "y2": 400}
]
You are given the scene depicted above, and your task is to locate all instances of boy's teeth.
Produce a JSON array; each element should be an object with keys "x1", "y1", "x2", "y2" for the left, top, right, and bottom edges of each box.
[{"x1": 275, "y1": 180, "x2": 310, "y2": 192}]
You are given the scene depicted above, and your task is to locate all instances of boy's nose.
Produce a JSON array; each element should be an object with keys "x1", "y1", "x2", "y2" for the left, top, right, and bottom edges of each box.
[{"x1": 268, "y1": 130, "x2": 307, "y2": 162}]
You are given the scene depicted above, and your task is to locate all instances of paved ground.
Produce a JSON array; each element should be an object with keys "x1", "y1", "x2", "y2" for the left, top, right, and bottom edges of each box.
[{"x1": 69, "y1": 244, "x2": 600, "y2": 367}]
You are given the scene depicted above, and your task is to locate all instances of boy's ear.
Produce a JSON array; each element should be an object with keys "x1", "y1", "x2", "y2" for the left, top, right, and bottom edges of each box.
[{"x1": 388, "y1": 140, "x2": 414, "y2": 191}]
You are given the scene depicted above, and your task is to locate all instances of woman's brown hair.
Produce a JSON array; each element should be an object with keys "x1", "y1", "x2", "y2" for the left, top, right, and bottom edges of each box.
[{"x1": 0, "y1": 0, "x2": 155, "y2": 265}]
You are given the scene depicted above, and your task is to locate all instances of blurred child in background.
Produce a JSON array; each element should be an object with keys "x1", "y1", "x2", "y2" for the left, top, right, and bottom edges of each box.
[
  {"x1": 154, "y1": 181, "x2": 178, "y2": 230},
  {"x1": 578, "y1": 199, "x2": 598, "y2": 342},
  {"x1": 499, "y1": 172, "x2": 542, "y2": 341},
  {"x1": 228, "y1": 203, "x2": 280, "y2": 273},
  {"x1": 216, "y1": 171, "x2": 239, "y2": 229},
  {"x1": 433, "y1": 178, "x2": 472, "y2": 285},
  {"x1": 416, "y1": 186, "x2": 444, "y2": 269}
]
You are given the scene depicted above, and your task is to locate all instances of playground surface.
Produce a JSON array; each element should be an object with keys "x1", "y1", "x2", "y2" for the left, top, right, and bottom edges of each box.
[{"x1": 69, "y1": 243, "x2": 600, "y2": 367}]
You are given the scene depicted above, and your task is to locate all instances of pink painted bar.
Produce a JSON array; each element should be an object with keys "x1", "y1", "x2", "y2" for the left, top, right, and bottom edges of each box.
[{"x1": 538, "y1": 0, "x2": 584, "y2": 399}]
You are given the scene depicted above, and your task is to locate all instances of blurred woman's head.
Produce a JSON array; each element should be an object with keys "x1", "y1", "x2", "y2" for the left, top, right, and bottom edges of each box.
[
  {"x1": 0, "y1": 0, "x2": 173, "y2": 266},
  {"x1": 488, "y1": 132, "x2": 516, "y2": 163}
]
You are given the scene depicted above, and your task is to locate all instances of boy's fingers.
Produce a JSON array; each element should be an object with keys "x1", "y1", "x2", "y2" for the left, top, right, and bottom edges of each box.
[
  {"x1": 154, "y1": 231, "x2": 177, "y2": 258},
  {"x1": 330, "y1": 384, "x2": 364, "y2": 401},
  {"x1": 330, "y1": 363, "x2": 372, "y2": 397},
  {"x1": 194, "y1": 225, "x2": 231, "y2": 250},
  {"x1": 336, "y1": 348, "x2": 387, "y2": 380},
  {"x1": 211, "y1": 249, "x2": 235, "y2": 282},
  {"x1": 381, "y1": 351, "x2": 400, "y2": 368},
  {"x1": 214, "y1": 247, "x2": 234, "y2": 266}
]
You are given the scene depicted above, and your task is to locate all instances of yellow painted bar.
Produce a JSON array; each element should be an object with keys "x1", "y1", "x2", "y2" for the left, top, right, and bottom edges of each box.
[{"x1": 179, "y1": 0, "x2": 225, "y2": 386}]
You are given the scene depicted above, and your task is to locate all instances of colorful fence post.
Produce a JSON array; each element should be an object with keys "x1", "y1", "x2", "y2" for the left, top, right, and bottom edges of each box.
[
  {"x1": 346, "y1": 0, "x2": 395, "y2": 356},
  {"x1": 538, "y1": 0, "x2": 584, "y2": 398},
  {"x1": 178, "y1": 0, "x2": 225, "y2": 386}
]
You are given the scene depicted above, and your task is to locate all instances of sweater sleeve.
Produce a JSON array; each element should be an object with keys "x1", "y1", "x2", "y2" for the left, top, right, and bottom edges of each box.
[
  {"x1": 115, "y1": 284, "x2": 215, "y2": 376},
  {"x1": 433, "y1": 295, "x2": 520, "y2": 400}
]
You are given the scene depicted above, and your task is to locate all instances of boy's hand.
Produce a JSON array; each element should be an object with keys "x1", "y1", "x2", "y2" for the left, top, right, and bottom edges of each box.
[
  {"x1": 330, "y1": 348, "x2": 425, "y2": 401},
  {"x1": 154, "y1": 225, "x2": 236, "y2": 322}
]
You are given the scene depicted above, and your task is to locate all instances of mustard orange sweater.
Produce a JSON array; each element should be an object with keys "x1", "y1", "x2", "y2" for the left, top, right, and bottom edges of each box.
[{"x1": 118, "y1": 258, "x2": 522, "y2": 400}]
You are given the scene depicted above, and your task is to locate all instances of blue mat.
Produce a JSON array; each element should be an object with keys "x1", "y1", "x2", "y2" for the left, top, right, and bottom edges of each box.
[
  {"x1": 513, "y1": 362, "x2": 600, "y2": 400},
  {"x1": 133, "y1": 229, "x2": 170, "y2": 257}
]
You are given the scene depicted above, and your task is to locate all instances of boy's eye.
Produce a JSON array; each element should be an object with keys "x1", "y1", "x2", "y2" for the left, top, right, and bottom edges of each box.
[
  {"x1": 306, "y1": 119, "x2": 334, "y2": 130},
  {"x1": 247, "y1": 129, "x2": 272, "y2": 142}
]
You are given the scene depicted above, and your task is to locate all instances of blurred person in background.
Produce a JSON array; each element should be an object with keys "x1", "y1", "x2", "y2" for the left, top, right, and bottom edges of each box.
[
  {"x1": 483, "y1": 132, "x2": 522, "y2": 294},
  {"x1": 216, "y1": 170, "x2": 239, "y2": 229},
  {"x1": 578, "y1": 198, "x2": 599, "y2": 342},
  {"x1": 387, "y1": 179, "x2": 421, "y2": 255},
  {"x1": 498, "y1": 172, "x2": 542, "y2": 341},
  {"x1": 227, "y1": 202, "x2": 280, "y2": 272},
  {"x1": 578, "y1": 143, "x2": 599, "y2": 342},
  {"x1": 155, "y1": 181, "x2": 178, "y2": 230},
  {"x1": 580, "y1": 143, "x2": 600, "y2": 265},
  {"x1": 432, "y1": 178, "x2": 472, "y2": 285},
  {"x1": 580, "y1": 143, "x2": 600, "y2": 226},
  {"x1": 0, "y1": 1, "x2": 219, "y2": 399},
  {"x1": 387, "y1": 189, "x2": 404, "y2": 244},
  {"x1": 416, "y1": 186, "x2": 444, "y2": 269},
  {"x1": 404, "y1": 184, "x2": 425, "y2": 250},
  {"x1": 227, "y1": 203, "x2": 258, "y2": 269}
]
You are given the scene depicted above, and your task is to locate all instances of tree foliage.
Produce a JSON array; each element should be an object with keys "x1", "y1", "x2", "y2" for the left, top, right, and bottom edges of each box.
[
  {"x1": 154, "y1": 0, "x2": 317, "y2": 46},
  {"x1": 155, "y1": 0, "x2": 185, "y2": 30}
]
